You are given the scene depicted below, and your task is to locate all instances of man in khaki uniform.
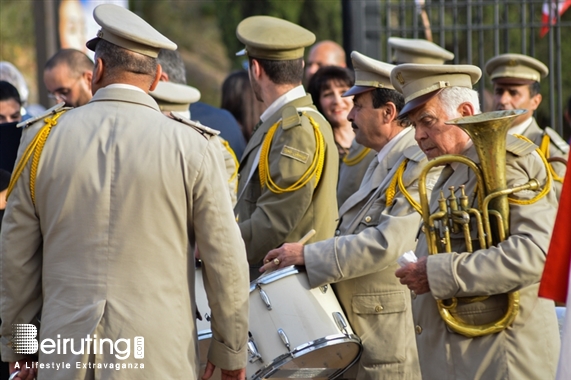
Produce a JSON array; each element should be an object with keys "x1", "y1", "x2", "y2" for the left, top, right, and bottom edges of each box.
[
  {"x1": 234, "y1": 16, "x2": 339, "y2": 279},
  {"x1": 150, "y1": 81, "x2": 239, "y2": 206},
  {"x1": 337, "y1": 39, "x2": 454, "y2": 208},
  {"x1": 0, "y1": 4, "x2": 249, "y2": 380},
  {"x1": 393, "y1": 64, "x2": 560, "y2": 379},
  {"x1": 261, "y1": 52, "x2": 441, "y2": 380},
  {"x1": 486, "y1": 53, "x2": 568, "y2": 199}
]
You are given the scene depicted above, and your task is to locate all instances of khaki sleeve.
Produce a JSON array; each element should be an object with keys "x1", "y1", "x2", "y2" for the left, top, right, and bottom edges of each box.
[
  {"x1": 427, "y1": 151, "x2": 558, "y2": 299},
  {"x1": 192, "y1": 137, "x2": 249, "y2": 370},
  {"x1": 304, "y1": 160, "x2": 437, "y2": 288},
  {"x1": 1, "y1": 125, "x2": 44, "y2": 362}
]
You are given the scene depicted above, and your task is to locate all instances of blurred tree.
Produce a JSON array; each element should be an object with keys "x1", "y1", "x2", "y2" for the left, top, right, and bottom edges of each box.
[{"x1": 216, "y1": 0, "x2": 343, "y2": 69}]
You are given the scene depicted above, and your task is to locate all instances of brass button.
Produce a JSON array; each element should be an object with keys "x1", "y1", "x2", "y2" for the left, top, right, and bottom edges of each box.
[
  {"x1": 411, "y1": 290, "x2": 417, "y2": 300},
  {"x1": 374, "y1": 305, "x2": 383, "y2": 312},
  {"x1": 415, "y1": 325, "x2": 422, "y2": 334},
  {"x1": 364, "y1": 216, "x2": 372, "y2": 223}
]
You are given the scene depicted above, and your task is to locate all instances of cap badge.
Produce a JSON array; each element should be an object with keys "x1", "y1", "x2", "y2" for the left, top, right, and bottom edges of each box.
[
  {"x1": 396, "y1": 72, "x2": 405, "y2": 84},
  {"x1": 97, "y1": 29, "x2": 103, "y2": 38},
  {"x1": 508, "y1": 59, "x2": 517, "y2": 66}
]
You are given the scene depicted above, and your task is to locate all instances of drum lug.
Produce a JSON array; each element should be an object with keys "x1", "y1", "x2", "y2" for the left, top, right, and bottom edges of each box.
[
  {"x1": 247, "y1": 332, "x2": 263, "y2": 363},
  {"x1": 319, "y1": 284, "x2": 328, "y2": 294},
  {"x1": 333, "y1": 312, "x2": 349, "y2": 335},
  {"x1": 257, "y1": 284, "x2": 272, "y2": 310},
  {"x1": 277, "y1": 328, "x2": 292, "y2": 353}
]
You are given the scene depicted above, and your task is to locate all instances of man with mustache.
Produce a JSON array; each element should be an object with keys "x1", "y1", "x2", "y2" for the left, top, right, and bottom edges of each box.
[{"x1": 262, "y1": 51, "x2": 442, "y2": 380}]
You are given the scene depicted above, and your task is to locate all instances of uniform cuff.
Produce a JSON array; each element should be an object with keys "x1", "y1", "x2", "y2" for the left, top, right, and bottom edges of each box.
[
  {"x1": 207, "y1": 337, "x2": 248, "y2": 371},
  {"x1": 427, "y1": 253, "x2": 458, "y2": 300}
]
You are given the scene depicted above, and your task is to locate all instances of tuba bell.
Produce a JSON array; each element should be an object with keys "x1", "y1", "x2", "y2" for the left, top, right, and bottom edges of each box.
[{"x1": 417, "y1": 109, "x2": 542, "y2": 338}]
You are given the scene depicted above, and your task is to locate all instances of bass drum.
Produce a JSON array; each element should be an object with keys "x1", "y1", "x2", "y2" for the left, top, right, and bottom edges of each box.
[
  {"x1": 247, "y1": 265, "x2": 361, "y2": 379},
  {"x1": 195, "y1": 265, "x2": 219, "y2": 380}
]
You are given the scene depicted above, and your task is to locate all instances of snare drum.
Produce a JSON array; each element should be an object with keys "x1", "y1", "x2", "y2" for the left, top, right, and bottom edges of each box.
[{"x1": 247, "y1": 266, "x2": 362, "y2": 379}]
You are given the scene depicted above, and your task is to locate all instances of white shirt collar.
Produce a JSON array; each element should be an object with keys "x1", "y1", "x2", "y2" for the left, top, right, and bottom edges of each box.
[
  {"x1": 507, "y1": 117, "x2": 533, "y2": 136},
  {"x1": 259, "y1": 85, "x2": 306, "y2": 123},
  {"x1": 105, "y1": 83, "x2": 146, "y2": 93},
  {"x1": 376, "y1": 126, "x2": 412, "y2": 164}
]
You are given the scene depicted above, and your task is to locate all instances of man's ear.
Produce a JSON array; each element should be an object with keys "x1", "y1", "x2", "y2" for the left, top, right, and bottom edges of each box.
[
  {"x1": 92, "y1": 57, "x2": 104, "y2": 87},
  {"x1": 83, "y1": 70, "x2": 93, "y2": 90},
  {"x1": 250, "y1": 59, "x2": 262, "y2": 80},
  {"x1": 458, "y1": 101, "x2": 475, "y2": 117},
  {"x1": 383, "y1": 102, "x2": 397, "y2": 123},
  {"x1": 159, "y1": 70, "x2": 169, "y2": 82},
  {"x1": 149, "y1": 64, "x2": 162, "y2": 92},
  {"x1": 529, "y1": 93, "x2": 542, "y2": 112}
]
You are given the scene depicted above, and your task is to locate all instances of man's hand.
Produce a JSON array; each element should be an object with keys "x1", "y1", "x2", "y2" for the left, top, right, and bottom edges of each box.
[
  {"x1": 395, "y1": 256, "x2": 430, "y2": 294},
  {"x1": 260, "y1": 243, "x2": 305, "y2": 273},
  {"x1": 9, "y1": 360, "x2": 37, "y2": 380},
  {"x1": 202, "y1": 361, "x2": 246, "y2": 380}
]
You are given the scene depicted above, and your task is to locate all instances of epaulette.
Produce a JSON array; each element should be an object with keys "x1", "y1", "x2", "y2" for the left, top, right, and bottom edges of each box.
[
  {"x1": 17, "y1": 102, "x2": 68, "y2": 129},
  {"x1": 507, "y1": 134, "x2": 537, "y2": 156},
  {"x1": 281, "y1": 106, "x2": 302, "y2": 130},
  {"x1": 403, "y1": 145, "x2": 425, "y2": 162},
  {"x1": 544, "y1": 127, "x2": 570, "y2": 154},
  {"x1": 170, "y1": 112, "x2": 220, "y2": 137}
]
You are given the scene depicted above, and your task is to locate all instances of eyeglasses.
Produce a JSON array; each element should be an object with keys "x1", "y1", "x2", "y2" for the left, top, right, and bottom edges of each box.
[{"x1": 47, "y1": 77, "x2": 81, "y2": 102}]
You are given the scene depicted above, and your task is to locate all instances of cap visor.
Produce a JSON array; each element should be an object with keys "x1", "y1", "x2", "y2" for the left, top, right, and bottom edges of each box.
[
  {"x1": 236, "y1": 48, "x2": 247, "y2": 57},
  {"x1": 492, "y1": 77, "x2": 536, "y2": 86},
  {"x1": 86, "y1": 37, "x2": 100, "y2": 52},
  {"x1": 398, "y1": 89, "x2": 442, "y2": 119},
  {"x1": 343, "y1": 86, "x2": 375, "y2": 97}
]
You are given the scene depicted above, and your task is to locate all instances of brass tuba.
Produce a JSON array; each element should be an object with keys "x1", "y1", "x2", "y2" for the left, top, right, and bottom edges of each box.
[{"x1": 417, "y1": 109, "x2": 541, "y2": 338}]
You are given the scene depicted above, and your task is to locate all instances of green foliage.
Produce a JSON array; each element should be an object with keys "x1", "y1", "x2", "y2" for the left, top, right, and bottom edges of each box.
[{"x1": 216, "y1": 0, "x2": 343, "y2": 69}]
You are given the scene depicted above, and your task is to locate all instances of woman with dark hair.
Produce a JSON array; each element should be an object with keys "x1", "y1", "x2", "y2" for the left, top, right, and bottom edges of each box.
[
  {"x1": 0, "y1": 80, "x2": 22, "y2": 124},
  {"x1": 221, "y1": 70, "x2": 265, "y2": 142},
  {"x1": 307, "y1": 66, "x2": 355, "y2": 159}
]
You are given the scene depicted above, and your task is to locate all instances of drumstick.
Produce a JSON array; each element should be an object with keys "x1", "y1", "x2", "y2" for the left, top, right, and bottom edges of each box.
[
  {"x1": 297, "y1": 229, "x2": 316, "y2": 245},
  {"x1": 260, "y1": 229, "x2": 317, "y2": 276}
]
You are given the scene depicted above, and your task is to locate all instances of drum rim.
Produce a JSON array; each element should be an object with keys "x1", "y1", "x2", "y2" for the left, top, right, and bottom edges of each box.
[
  {"x1": 250, "y1": 265, "x2": 305, "y2": 291},
  {"x1": 249, "y1": 333, "x2": 362, "y2": 380}
]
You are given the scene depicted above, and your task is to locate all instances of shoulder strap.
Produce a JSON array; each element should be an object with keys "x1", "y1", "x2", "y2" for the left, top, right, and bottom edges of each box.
[
  {"x1": 7, "y1": 109, "x2": 68, "y2": 205},
  {"x1": 170, "y1": 112, "x2": 220, "y2": 137}
]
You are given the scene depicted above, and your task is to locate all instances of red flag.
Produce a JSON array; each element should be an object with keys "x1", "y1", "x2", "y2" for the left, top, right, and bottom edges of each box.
[
  {"x1": 539, "y1": 162, "x2": 571, "y2": 303},
  {"x1": 541, "y1": 0, "x2": 571, "y2": 37}
]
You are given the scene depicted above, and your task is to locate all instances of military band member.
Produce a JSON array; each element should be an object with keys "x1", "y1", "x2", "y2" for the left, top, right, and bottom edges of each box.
[
  {"x1": 393, "y1": 64, "x2": 560, "y2": 379},
  {"x1": 1, "y1": 5, "x2": 249, "y2": 380},
  {"x1": 261, "y1": 52, "x2": 442, "y2": 380},
  {"x1": 486, "y1": 53, "x2": 569, "y2": 199},
  {"x1": 336, "y1": 37, "x2": 454, "y2": 208},
  {"x1": 150, "y1": 81, "x2": 239, "y2": 206},
  {"x1": 234, "y1": 16, "x2": 339, "y2": 279}
]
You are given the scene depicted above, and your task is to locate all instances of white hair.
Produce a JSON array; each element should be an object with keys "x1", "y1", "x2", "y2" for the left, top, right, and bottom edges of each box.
[{"x1": 437, "y1": 86, "x2": 481, "y2": 119}]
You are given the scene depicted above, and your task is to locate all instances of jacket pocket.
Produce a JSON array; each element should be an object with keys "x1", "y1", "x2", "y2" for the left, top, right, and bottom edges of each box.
[{"x1": 351, "y1": 291, "x2": 409, "y2": 365}]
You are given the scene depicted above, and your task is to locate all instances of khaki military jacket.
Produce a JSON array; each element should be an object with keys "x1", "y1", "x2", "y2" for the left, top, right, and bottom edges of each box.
[
  {"x1": 0, "y1": 87, "x2": 249, "y2": 380},
  {"x1": 337, "y1": 139, "x2": 377, "y2": 208},
  {"x1": 522, "y1": 118, "x2": 568, "y2": 199},
  {"x1": 413, "y1": 134, "x2": 560, "y2": 380},
  {"x1": 235, "y1": 94, "x2": 338, "y2": 278},
  {"x1": 304, "y1": 129, "x2": 439, "y2": 380}
]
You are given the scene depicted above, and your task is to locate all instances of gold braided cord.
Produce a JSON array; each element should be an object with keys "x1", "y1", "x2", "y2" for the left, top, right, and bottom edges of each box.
[
  {"x1": 6, "y1": 111, "x2": 65, "y2": 205},
  {"x1": 385, "y1": 158, "x2": 422, "y2": 214},
  {"x1": 539, "y1": 134, "x2": 564, "y2": 183},
  {"x1": 342, "y1": 146, "x2": 372, "y2": 166},
  {"x1": 221, "y1": 139, "x2": 239, "y2": 183},
  {"x1": 259, "y1": 112, "x2": 326, "y2": 194},
  {"x1": 510, "y1": 134, "x2": 552, "y2": 205}
]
